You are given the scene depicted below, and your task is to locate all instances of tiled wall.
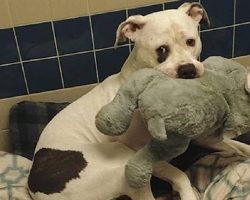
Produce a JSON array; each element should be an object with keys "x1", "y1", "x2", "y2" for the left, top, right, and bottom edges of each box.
[{"x1": 0, "y1": 0, "x2": 250, "y2": 99}]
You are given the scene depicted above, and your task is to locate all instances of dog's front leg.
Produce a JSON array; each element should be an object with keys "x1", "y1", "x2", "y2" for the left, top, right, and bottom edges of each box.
[{"x1": 153, "y1": 161, "x2": 200, "y2": 200}]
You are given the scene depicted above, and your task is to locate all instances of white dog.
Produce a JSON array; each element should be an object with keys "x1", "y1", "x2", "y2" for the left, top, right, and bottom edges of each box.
[{"x1": 28, "y1": 3, "x2": 209, "y2": 200}]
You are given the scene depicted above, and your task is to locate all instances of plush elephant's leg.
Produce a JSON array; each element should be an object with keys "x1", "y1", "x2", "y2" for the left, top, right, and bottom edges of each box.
[
  {"x1": 95, "y1": 101, "x2": 135, "y2": 136},
  {"x1": 125, "y1": 145, "x2": 156, "y2": 188},
  {"x1": 126, "y1": 134, "x2": 191, "y2": 188}
]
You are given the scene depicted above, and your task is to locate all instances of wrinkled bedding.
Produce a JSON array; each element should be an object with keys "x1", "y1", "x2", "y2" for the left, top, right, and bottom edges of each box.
[
  {"x1": 186, "y1": 152, "x2": 250, "y2": 200},
  {"x1": 0, "y1": 151, "x2": 32, "y2": 200}
]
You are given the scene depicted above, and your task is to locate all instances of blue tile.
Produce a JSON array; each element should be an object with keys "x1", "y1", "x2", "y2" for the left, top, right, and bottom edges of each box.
[
  {"x1": 184, "y1": 0, "x2": 199, "y2": 2},
  {"x1": 54, "y1": 17, "x2": 93, "y2": 55},
  {"x1": 164, "y1": 0, "x2": 198, "y2": 10},
  {"x1": 92, "y1": 10, "x2": 126, "y2": 49},
  {"x1": 201, "y1": 27, "x2": 233, "y2": 60},
  {"x1": 0, "y1": 28, "x2": 19, "y2": 65},
  {"x1": 0, "y1": 64, "x2": 27, "y2": 98},
  {"x1": 165, "y1": 1, "x2": 182, "y2": 10},
  {"x1": 60, "y1": 53, "x2": 97, "y2": 87},
  {"x1": 200, "y1": 0, "x2": 234, "y2": 30},
  {"x1": 128, "y1": 4, "x2": 163, "y2": 16},
  {"x1": 24, "y1": 58, "x2": 62, "y2": 93},
  {"x1": 15, "y1": 22, "x2": 56, "y2": 60},
  {"x1": 236, "y1": 0, "x2": 250, "y2": 24},
  {"x1": 235, "y1": 24, "x2": 250, "y2": 57},
  {"x1": 96, "y1": 46, "x2": 129, "y2": 81}
]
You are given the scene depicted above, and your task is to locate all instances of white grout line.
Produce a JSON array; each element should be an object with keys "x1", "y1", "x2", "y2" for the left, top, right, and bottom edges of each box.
[
  {"x1": 0, "y1": 61, "x2": 21, "y2": 68},
  {"x1": 5, "y1": 0, "x2": 30, "y2": 94},
  {"x1": 87, "y1": 0, "x2": 100, "y2": 83},
  {"x1": 201, "y1": 25, "x2": 234, "y2": 32},
  {"x1": 59, "y1": 44, "x2": 130, "y2": 57},
  {"x1": 0, "y1": 44, "x2": 130, "y2": 68},
  {"x1": 51, "y1": 21, "x2": 65, "y2": 88},
  {"x1": 125, "y1": 8, "x2": 132, "y2": 53},
  {"x1": 12, "y1": 27, "x2": 30, "y2": 95},
  {"x1": 22, "y1": 56, "x2": 58, "y2": 63},
  {"x1": 95, "y1": 44, "x2": 130, "y2": 52},
  {"x1": 89, "y1": 16, "x2": 100, "y2": 83},
  {"x1": 162, "y1": 2, "x2": 165, "y2": 10},
  {"x1": 201, "y1": 21, "x2": 250, "y2": 33},
  {"x1": 59, "y1": 50, "x2": 94, "y2": 58},
  {"x1": 232, "y1": 0, "x2": 237, "y2": 58}
]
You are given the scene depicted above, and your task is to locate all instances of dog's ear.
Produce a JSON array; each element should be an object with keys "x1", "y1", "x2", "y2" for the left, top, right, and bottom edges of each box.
[
  {"x1": 178, "y1": 2, "x2": 210, "y2": 27},
  {"x1": 245, "y1": 73, "x2": 250, "y2": 94},
  {"x1": 115, "y1": 15, "x2": 146, "y2": 47}
]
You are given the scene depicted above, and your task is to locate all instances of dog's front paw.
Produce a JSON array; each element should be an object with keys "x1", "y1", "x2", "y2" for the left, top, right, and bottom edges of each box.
[
  {"x1": 125, "y1": 161, "x2": 152, "y2": 188},
  {"x1": 178, "y1": 186, "x2": 201, "y2": 200}
]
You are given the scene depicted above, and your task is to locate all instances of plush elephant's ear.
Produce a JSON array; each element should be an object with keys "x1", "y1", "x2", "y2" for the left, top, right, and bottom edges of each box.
[
  {"x1": 245, "y1": 73, "x2": 250, "y2": 94},
  {"x1": 147, "y1": 117, "x2": 167, "y2": 141}
]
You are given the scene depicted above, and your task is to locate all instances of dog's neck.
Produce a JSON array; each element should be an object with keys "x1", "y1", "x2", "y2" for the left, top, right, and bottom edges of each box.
[{"x1": 119, "y1": 48, "x2": 147, "y2": 80}]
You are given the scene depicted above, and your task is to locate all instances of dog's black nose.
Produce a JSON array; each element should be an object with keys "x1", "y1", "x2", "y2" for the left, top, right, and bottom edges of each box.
[{"x1": 177, "y1": 64, "x2": 197, "y2": 79}]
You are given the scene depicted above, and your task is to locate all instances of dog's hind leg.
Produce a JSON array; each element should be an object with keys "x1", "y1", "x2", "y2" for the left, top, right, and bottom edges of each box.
[
  {"x1": 196, "y1": 133, "x2": 250, "y2": 157},
  {"x1": 153, "y1": 161, "x2": 199, "y2": 200},
  {"x1": 205, "y1": 138, "x2": 250, "y2": 157}
]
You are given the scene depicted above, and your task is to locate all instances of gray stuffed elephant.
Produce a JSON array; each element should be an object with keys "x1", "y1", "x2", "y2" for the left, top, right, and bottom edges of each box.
[{"x1": 95, "y1": 56, "x2": 250, "y2": 188}]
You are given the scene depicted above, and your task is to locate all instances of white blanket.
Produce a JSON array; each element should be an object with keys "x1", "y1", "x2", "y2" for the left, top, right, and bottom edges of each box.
[{"x1": 0, "y1": 151, "x2": 32, "y2": 200}]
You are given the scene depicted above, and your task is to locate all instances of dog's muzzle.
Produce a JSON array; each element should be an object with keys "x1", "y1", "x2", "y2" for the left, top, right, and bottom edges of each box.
[{"x1": 177, "y1": 63, "x2": 197, "y2": 79}]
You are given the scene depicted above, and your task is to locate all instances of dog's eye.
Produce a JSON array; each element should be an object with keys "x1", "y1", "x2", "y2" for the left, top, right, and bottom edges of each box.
[
  {"x1": 156, "y1": 45, "x2": 170, "y2": 63},
  {"x1": 186, "y1": 39, "x2": 196, "y2": 47}
]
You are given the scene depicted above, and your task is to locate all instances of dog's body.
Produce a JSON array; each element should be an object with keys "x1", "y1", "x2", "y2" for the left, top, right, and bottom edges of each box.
[{"x1": 28, "y1": 3, "x2": 214, "y2": 200}]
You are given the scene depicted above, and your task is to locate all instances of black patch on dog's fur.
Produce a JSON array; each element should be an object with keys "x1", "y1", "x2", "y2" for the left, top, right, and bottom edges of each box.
[
  {"x1": 115, "y1": 195, "x2": 133, "y2": 200},
  {"x1": 28, "y1": 148, "x2": 87, "y2": 194}
]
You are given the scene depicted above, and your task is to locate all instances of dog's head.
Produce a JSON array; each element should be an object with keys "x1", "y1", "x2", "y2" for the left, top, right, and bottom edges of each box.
[{"x1": 116, "y1": 2, "x2": 209, "y2": 79}]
